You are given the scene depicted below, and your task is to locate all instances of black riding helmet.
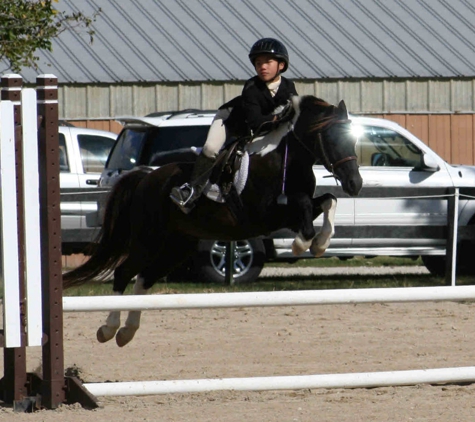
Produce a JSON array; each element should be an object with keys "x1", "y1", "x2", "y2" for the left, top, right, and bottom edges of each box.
[{"x1": 249, "y1": 38, "x2": 289, "y2": 73}]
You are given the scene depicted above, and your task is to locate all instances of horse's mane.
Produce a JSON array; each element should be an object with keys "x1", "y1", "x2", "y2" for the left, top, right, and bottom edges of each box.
[{"x1": 302, "y1": 97, "x2": 340, "y2": 133}]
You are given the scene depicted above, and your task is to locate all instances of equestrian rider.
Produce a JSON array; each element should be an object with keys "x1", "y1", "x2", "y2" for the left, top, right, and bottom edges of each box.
[{"x1": 170, "y1": 37, "x2": 298, "y2": 214}]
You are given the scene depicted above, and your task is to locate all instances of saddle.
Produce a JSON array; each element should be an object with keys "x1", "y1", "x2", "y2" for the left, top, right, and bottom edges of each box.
[
  {"x1": 207, "y1": 136, "x2": 251, "y2": 221},
  {"x1": 204, "y1": 95, "x2": 294, "y2": 220}
]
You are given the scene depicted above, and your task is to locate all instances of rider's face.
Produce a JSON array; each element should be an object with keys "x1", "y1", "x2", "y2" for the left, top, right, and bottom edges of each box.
[{"x1": 254, "y1": 54, "x2": 284, "y2": 82}]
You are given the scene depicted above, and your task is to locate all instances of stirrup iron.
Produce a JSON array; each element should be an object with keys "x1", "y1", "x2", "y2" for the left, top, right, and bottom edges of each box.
[{"x1": 170, "y1": 183, "x2": 195, "y2": 207}]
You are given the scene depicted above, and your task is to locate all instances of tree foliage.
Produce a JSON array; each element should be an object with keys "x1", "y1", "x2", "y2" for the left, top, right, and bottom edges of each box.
[{"x1": 0, "y1": 0, "x2": 100, "y2": 72}]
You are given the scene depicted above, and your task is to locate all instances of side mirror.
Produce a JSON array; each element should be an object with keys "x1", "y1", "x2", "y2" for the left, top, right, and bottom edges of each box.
[{"x1": 419, "y1": 153, "x2": 440, "y2": 172}]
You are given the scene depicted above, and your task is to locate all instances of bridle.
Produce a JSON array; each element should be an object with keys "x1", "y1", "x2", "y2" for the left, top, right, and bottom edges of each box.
[
  {"x1": 291, "y1": 117, "x2": 358, "y2": 179},
  {"x1": 277, "y1": 114, "x2": 356, "y2": 201}
]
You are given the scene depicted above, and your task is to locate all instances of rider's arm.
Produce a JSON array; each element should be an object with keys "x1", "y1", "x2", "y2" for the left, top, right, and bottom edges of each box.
[{"x1": 241, "y1": 82, "x2": 275, "y2": 133}]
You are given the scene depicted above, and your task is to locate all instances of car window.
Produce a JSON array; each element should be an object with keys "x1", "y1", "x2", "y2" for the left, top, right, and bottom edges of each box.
[
  {"x1": 78, "y1": 134, "x2": 116, "y2": 173},
  {"x1": 59, "y1": 133, "x2": 70, "y2": 172},
  {"x1": 355, "y1": 125, "x2": 422, "y2": 167}
]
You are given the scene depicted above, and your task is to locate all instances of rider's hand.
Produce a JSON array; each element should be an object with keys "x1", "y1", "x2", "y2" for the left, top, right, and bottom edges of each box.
[{"x1": 272, "y1": 100, "x2": 294, "y2": 123}]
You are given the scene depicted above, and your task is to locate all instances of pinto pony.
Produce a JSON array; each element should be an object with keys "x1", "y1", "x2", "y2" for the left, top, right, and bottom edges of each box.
[{"x1": 63, "y1": 96, "x2": 363, "y2": 346}]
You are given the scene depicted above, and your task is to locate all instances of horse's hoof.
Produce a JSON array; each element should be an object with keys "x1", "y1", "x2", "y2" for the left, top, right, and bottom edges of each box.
[
  {"x1": 115, "y1": 327, "x2": 136, "y2": 347},
  {"x1": 96, "y1": 325, "x2": 117, "y2": 343},
  {"x1": 310, "y1": 234, "x2": 331, "y2": 257},
  {"x1": 291, "y1": 242, "x2": 303, "y2": 255},
  {"x1": 310, "y1": 244, "x2": 325, "y2": 257},
  {"x1": 291, "y1": 235, "x2": 310, "y2": 256}
]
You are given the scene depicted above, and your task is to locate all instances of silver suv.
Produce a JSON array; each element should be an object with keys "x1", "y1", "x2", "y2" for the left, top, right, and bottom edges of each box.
[
  {"x1": 59, "y1": 125, "x2": 117, "y2": 255},
  {"x1": 98, "y1": 110, "x2": 475, "y2": 282}
]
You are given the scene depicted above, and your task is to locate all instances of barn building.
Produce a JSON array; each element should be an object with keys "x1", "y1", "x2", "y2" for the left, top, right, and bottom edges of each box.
[{"x1": 5, "y1": 0, "x2": 475, "y2": 164}]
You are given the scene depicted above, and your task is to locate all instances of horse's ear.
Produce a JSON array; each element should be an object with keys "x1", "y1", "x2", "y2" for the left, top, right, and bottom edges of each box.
[{"x1": 337, "y1": 100, "x2": 348, "y2": 118}]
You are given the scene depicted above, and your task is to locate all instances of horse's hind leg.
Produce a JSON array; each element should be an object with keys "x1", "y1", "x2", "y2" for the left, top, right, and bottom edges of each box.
[
  {"x1": 96, "y1": 257, "x2": 146, "y2": 343},
  {"x1": 115, "y1": 274, "x2": 149, "y2": 347},
  {"x1": 96, "y1": 298, "x2": 121, "y2": 343},
  {"x1": 114, "y1": 237, "x2": 199, "y2": 347},
  {"x1": 310, "y1": 196, "x2": 337, "y2": 257}
]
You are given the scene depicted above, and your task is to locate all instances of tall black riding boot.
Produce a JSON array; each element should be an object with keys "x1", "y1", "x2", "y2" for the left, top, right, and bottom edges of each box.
[{"x1": 170, "y1": 153, "x2": 216, "y2": 214}]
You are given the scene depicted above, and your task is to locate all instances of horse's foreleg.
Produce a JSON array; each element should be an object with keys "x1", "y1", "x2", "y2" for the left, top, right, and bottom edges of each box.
[
  {"x1": 97, "y1": 292, "x2": 122, "y2": 343},
  {"x1": 290, "y1": 194, "x2": 316, "y2": 255},
  {"x1": 115, "y1": 275, "x2": 148, "y2": 347},
  {"x1": 292, "y1": 233, "x2": 313, "y2": 255},
  {"x1": 310, "y1": 197, "x2": 337, "y2": 257}
]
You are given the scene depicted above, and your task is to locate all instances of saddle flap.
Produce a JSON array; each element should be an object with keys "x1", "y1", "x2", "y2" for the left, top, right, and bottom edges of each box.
[{"x1": 210, "y1": 138, "x2": 248, "y2": 189}]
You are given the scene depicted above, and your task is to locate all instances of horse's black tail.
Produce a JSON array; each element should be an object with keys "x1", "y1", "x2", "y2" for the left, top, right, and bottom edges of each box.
[{"x1": 63, "y1": 168, "x2": 150, "y2": 288}]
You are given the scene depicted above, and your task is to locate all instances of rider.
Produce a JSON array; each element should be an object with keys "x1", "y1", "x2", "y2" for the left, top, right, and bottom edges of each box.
[{"x1": 170, "y1": 37, "x2": 298, "y2": 214}]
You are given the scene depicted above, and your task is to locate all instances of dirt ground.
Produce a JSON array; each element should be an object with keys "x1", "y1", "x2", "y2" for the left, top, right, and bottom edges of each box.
[{"x1": 3, "y1": 282, "x2": 475, "y2": 421}]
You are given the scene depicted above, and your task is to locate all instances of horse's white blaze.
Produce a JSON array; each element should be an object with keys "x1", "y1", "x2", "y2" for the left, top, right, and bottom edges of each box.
[
  {"x1": 115, "y1": 276, "x2": 148, "y2": 347},
  {"x1": 310, "y1": 198, "x2": 337, "y2": 257},
  {"x1": 291, "y1": 232, "x2": 313, "y2": 256}
]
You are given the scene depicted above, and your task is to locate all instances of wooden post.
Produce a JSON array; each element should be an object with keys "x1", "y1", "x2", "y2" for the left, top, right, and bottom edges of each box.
[
  {"x1": 35, "y1": 75, "x2": 98, "y2": 410},
  {"x1": 0, "y1": 74, "x2": 28, "y2": 406},
  {"x1": 36, "y1": 75, "x2": 65, "y2": 409}
]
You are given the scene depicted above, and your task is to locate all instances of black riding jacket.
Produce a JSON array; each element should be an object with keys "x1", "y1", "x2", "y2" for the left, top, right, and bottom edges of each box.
[
  {"x1": 221, "y1": 75, "x2": 297, "y2": 138},
  {"x1": 242, "y1": 75, "x2": 298, "y2": 133}
]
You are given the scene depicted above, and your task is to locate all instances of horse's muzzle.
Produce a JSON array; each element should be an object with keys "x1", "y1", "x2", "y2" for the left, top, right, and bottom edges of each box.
[{"x1": 343, "y1": 173, "x2": 363, "y2": 197}]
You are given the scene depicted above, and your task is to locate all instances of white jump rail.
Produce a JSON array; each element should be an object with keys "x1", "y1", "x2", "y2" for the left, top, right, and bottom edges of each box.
[
  {"x1": 63, "y1": 285, "x2": 475, "y2": 312},
  {"x1": 84, "y1": 366, "x2": 475, "y2": 396}
]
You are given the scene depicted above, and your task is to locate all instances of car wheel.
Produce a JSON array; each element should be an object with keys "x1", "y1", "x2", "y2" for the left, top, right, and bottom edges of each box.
[
  {"x1": 453, "y1": 239, "x2": 475, "y2": 276},
  {"x1": 421, "y1": 255, "x2": 445, "y2": 277},
  {"x1": 192, "y1": 238, "x2": 265, "y2": 284},
  {"x1": 422, "y1": 245, "x2": 475, "y2": 278}
]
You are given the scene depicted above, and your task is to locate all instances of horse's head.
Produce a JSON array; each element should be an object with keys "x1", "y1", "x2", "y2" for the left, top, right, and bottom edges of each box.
[{"x1": 292, "y1": 96, "x2": 363, "y2": 197}]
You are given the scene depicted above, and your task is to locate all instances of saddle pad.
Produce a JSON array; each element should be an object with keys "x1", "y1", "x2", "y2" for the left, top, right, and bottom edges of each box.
[{"x1": 203, "y1": 151, "x2": 249, "y2": 203}]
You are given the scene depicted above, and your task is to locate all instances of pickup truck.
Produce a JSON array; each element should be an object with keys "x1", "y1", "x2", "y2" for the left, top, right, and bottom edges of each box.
[
  {"x1": 59, "y1": 125, "x2": 117, "y2": 255},
  {"x1": 97, "y1": 110, "x2": 475, "y2": 283}
]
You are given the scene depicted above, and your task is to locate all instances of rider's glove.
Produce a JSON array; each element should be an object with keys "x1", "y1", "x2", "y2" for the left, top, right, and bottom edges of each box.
[{"x1": 272, "y1": 100, "x2": 294, "y2": 123}]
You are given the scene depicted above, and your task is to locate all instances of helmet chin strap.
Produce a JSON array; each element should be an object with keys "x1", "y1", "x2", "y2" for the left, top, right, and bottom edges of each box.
[
  {"x1": 270, "y1": 60, "x2": 286, "y2": 82},
  {"x1": 268, "y1": 71, "x2": 281, "y2": 83}
]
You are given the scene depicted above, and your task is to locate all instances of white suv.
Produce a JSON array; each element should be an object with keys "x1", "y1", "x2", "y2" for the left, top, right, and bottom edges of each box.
[{"x1": 98, "y1": 110, "x2": 475, "y2": 282}]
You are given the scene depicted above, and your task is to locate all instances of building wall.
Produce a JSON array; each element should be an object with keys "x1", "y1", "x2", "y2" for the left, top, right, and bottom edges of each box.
[
  {"x1": 59, "y1": 78, "x2": 475, "y2": 120},
  {"x1": 63, "y1": 77, "x2": 475, "y2": 165}
]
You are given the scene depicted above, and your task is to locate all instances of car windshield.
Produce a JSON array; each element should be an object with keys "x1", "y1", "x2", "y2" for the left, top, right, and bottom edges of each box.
[
  {"x1": 106, "y1": 125, "x2": 210, "y2": 170},
  {"x1": 106, "y1": 128, "x2": 147, "y2": 170},
  {"x1": 142, "y1": 126, "x2": 210, "y2": 164}
]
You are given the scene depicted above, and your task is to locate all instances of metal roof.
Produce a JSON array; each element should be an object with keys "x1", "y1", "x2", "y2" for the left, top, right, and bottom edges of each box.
[{"x1": 6, "y1": 0, "x2": 475, "y2": 83}]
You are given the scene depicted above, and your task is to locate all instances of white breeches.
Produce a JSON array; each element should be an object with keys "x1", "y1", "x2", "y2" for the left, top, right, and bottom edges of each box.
[{"x1": 202, "y1": 108, "x2": 231, "y2": 158}]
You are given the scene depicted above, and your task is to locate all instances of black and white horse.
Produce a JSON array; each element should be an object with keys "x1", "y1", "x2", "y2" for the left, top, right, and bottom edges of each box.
[{"x1": 63, "y1": 96, "x2": 363, "y2": 346}]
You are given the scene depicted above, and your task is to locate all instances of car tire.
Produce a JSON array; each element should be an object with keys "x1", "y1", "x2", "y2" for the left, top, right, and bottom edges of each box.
[
  {"x1": 421, "y1": 255, "x2": 446, "y2": 277},
  {"x1": 422, "y1": 246, "x2": 475, "y2": 278},
  {"x1": 192, "y1": 238, "x2": 265, "y2": 284}
]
